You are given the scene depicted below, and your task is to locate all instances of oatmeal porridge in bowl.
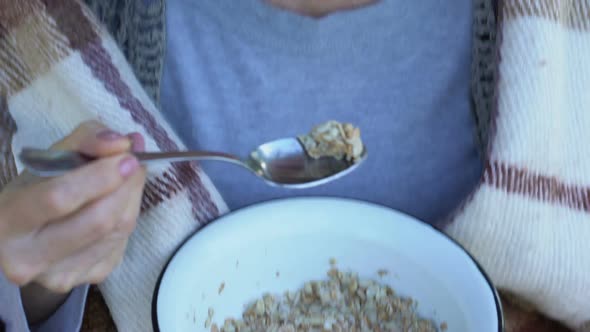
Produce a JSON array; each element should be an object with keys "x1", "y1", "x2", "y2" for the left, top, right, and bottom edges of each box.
[{"x1": 152, "y1": 198, "x2": 503, "y2": 332}]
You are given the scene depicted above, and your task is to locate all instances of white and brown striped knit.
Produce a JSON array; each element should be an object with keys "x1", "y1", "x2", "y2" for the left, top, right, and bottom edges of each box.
[
  {"x1": 1, "y1": 0, "x2": 589, "y2": 331},
  {"x1": 0, "y1": 1, "x2": 228, "y2": 331},
  {"x1": 446, "y1": 1, "x2": 590, "y2": 331}
]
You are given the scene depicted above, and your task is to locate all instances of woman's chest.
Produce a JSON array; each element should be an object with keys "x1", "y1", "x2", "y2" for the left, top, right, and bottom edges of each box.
[
  {"x1": 160, "y1": 0, "x2": 481, "y2": 224},
  {"x1": 161, "y1": 56, "x2": 482, "y2": 224}
]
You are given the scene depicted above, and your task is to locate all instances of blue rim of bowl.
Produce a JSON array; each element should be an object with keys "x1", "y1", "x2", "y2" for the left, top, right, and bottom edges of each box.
[{"x1": 151, "y1": 197, "x2": 505, "y2": 332}]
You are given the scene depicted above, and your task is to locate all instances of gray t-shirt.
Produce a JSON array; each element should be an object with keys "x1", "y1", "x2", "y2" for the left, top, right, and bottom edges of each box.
[
  {"x1": 161, "y1": 0, "x2": 482, "y2": 225},
  {"x1": 0, "y1": 271, "x2": 87, "y2": 332}
]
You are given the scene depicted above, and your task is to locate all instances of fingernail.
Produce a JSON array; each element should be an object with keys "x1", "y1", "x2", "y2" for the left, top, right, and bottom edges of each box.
[
  {"x1": 97, "y1": 130, "x2": 123, "y2": 141},
  {"x1": 119, "y1": 156, "x2": 139, "y2": 177},
  {"x1": 127, "y1": 132, "x2": 145, "y2": 152}
]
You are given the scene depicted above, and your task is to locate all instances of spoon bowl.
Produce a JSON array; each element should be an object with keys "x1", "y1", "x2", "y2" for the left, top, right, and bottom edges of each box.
[
  {"x1": 247, "y1": 138, "x2": 367, "y2": 188},
  {"x1": 19, "y1": 138, "x2": 367, "y2": 189}
]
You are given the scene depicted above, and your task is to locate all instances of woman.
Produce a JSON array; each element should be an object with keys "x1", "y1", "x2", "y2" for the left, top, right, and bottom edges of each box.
[
  {"x1": 0, "y1": 0, "x2": 586, "y2": 331},
  {"x1": 0, "y1": 122, "x2": 147, "y2": 331}
]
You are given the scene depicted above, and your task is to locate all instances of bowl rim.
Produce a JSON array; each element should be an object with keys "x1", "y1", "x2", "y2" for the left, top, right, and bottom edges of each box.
[{"x1": 151, "y1": 196, "x2": 505, "y2": 332}]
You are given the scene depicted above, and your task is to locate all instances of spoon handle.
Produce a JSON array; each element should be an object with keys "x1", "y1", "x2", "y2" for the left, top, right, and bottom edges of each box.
[
  {"x1": 19, "y1": 148, "x2": 244, "y2": 177},
  {"x1": 134, "y1": 151, "x2": 242, "y2": 164}
]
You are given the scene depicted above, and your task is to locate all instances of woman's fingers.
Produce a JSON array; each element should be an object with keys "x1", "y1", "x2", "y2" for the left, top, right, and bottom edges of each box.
[
  {"x1": 33, "y1": 169, "x2": 145, "y2": 292},
  {"x1": 35, "y1": 235, "x2": 127, "y2": 293},
  {"x1": 0, "y1": 122, "x2": 147, "y2": 288},
  {"x1": 0, "y1": 153, "x2": 139, "y2": 229},
  {"x1": 0, "y1": 166, "x2": 135, "y2": 285},
  {"x1": 127, "y1": 132, "x2": 145, "y2": 153},
  {"x1": 0, "y1": 120, "x2": 136, "y2": 229},
  {"x1": 52, "y1": 120, "x2": 131, "y2": 157},
  {"x1": 85, "y1": 239, "x2": 128, "y2": 285},
  {"x1": 115, "y1": 166, "x2": 146, "y2": 234},
  {"x1": 33, "y1": 166, "x2": 145, "y2": 269}
]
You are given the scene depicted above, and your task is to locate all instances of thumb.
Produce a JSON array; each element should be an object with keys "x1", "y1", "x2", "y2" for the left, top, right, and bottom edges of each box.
[{"x1": 52, "y1": 121, "x2": 132, "y2": 157}]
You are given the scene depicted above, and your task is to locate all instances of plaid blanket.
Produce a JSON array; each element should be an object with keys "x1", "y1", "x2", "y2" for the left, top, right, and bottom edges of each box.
[
  {"x1": 446, "y1": 1, "x2": 590, "y2": 330},
  {"x1": 1, "y1": 0, "x2": 228, "y2": 331},
  {"x1": 1, "y1": 0, "x2": 589, "y2": 331}
]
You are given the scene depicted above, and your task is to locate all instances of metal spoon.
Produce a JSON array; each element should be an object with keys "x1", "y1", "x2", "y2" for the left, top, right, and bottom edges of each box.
[{"x1": 18, "y1": 138, "x2": 367, "y2": 189}]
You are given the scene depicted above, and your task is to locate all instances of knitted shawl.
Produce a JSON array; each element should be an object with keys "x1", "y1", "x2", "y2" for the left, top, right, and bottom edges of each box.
[{"x1": 1, "y1": 0, "x2": 589, "y2": 331}]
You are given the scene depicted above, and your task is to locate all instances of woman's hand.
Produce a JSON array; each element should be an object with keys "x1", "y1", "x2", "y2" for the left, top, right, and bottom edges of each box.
[{"x1": 0, "y1": 121, "x2": 147, "y2": 323}]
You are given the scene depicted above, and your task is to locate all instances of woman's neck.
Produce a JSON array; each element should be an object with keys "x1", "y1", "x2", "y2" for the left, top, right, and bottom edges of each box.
[{"x1": 264, "y1": 0, "x2": 377, "y2": 17}]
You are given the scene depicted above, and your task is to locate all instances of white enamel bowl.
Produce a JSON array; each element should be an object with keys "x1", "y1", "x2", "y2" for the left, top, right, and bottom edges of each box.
[{"x1": 153, "y1": 197, "x2": 503, "y2": 331}]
